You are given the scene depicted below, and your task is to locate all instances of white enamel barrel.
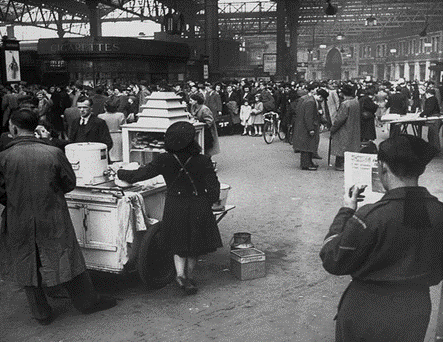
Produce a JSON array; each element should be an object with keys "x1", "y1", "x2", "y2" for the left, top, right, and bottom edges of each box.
[{"x1": 65, "y1": 142, "x2": 108, "y2": 186}]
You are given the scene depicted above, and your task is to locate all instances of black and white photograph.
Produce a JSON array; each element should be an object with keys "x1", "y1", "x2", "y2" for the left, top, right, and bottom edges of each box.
[{"x1": 0, "y1": 0, "x2": 443, "y2": 341}]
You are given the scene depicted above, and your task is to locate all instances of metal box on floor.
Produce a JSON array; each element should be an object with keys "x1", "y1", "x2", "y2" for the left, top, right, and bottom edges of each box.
[{"x1": 230, "y1": 248, "x2": 266, "y2": 280}]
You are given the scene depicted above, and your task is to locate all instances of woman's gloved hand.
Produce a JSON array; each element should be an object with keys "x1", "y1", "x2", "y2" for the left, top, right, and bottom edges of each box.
[{"x1": 117, "y1": 169, "x2": 133, "y2": 183}]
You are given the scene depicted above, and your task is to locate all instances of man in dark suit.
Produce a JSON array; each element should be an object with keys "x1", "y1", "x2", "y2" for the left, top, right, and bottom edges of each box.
[
  {"x1": 386, "y1": 85, "x2": 409, "y2": 136},
  {"x1": 420, "y1": 88, "x2": 442, "y2": 152},
  {"x1": 68, "y1": 96, "x2": 113, "y2": 151}
]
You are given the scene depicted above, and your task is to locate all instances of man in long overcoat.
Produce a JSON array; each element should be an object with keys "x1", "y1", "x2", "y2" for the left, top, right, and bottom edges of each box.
[
  {"x1": 330, "y1": 84, "x2": 361, "y2": 171},
  {"x1": 204, "y1": 83, "x2": 223, "y2": 121},
  {"x1": 0, "y1": 109, "x2": 116, "y2": 325},
  {"x1": 292, "y1": 83, "x2": 322, "y2": 170}
]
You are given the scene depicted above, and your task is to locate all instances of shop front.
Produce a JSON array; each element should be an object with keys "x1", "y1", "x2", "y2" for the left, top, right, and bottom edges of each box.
[{"x1": 37, "y1": 37, "x2": 190, "y2": 86}]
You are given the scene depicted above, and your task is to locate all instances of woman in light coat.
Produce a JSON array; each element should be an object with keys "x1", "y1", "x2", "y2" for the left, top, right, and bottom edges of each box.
[
  {"x1": 189, "y1": 93, "x2": 220, "y2": 157},
  {"x1": 98, "y1": 97, "x2": 125, "y2": 162}
]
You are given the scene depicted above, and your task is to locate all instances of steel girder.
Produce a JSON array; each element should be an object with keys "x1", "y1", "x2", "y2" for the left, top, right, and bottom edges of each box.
[
  {"x1": 0, "y1": 0, "x2": 441, "y2": 43},
  {"x1": 0, "y1": 0, "x2": 197, "y2": 36}
]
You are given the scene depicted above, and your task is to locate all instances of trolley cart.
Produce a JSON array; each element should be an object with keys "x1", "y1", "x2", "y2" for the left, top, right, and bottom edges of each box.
[{"x1": 65, "y1": 180, "x2": 235, "y2": 289}]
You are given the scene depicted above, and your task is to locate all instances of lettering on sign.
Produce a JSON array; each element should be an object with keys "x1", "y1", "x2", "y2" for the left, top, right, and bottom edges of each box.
[{"x1": 50, "y1": 43, "x2": 120, "y2": 53}]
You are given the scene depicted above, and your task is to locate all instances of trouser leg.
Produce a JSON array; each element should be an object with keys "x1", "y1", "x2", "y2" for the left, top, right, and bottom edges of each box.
[
  {"x1": 62, "y1": 271, "x2": 99, "y2": 313},
  {"x1": 335, "y1": 156, "x2": 344, "y2": 169},
  {"x1": 427, "y1": 121, "x2": 441, "y2": 151},
  {"x1": 300, "y1": 151, "x2": 312, "y2": 169},
  {"x1": 23, "y1": 246, "x2": 52, "y2": 320},
  {"x1": 390, "y1": 123, "x2": 401, "y2": 137}
]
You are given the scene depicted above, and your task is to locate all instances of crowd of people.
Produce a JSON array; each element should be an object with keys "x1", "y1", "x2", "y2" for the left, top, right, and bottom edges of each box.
[{"x1": 0, "y1": 77, "x2": 442, "y2": 166}]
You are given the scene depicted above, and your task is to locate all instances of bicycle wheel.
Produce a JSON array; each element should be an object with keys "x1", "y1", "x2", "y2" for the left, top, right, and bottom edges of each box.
[
  {"x1": 277, "y1": 120, "x2": 286, "y2": 141},
  {"x1": 263, "y1": 121, "x2": 275, "y2": 144}
]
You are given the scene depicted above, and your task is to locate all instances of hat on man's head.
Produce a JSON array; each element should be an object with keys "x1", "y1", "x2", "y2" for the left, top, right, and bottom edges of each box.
[
  {"x1": 378, "y1": 134, "x2": 439, "y2": 171},
  {"x1": 306, "y1": 82, "x2": 320, "y2": 91},
  {"x1": 316, "y1": 88, "x2": 329, "y2": 99},
  {"x1": 164, "y1": 121, "x2": 196, "y2": 151},
  {"x1": 340, "y1": 83, "x2": 355, "y2": 97}
]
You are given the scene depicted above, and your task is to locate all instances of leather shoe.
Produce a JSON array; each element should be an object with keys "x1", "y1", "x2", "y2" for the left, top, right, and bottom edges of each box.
[
  {"x1": 313, "y1": 153, "x2": 322, "y2": 159},
  {"x1": 311, "y1": 163, "x2": 319, "y2": 168},
  {"x1": 81, "y1": 294, "x2": 117, "y2": 314},
  {"x1": 335, "y1": 166, "x2": 344, "y2": 171},
  {"x1": 301, "y1": 166, "x2": 318, "y2": 171},
  {"x1": 184, "y1": 279, "x2": 198, "y2": 295}
]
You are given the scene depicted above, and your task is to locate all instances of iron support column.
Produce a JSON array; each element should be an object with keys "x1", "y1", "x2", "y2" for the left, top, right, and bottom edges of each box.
[
  {"x1": 205, "y1": 0, "x2": 220, "y2": 80},
  {"x1": 285, "y1": 0, "x2": 300, "y2": 81},
  {"x1": 276, "y1": 0, "x2": 286, "y2": 79},
  {"x1": 86, "y1": 0, "x2": 102, "y2": 37}
]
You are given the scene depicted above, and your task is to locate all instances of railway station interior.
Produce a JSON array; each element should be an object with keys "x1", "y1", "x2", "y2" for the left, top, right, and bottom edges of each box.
[{"x1": 0, "y1": 1, "x2": 443, "y2": 341}]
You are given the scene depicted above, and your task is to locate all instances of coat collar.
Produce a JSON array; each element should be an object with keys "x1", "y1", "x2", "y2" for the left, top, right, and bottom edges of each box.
[
  {"x1": 381, "y1": 186, "x2": 437, "y2": 201},
  {"x1": 5, "y1": 135, "x2": 51, "y2": 150}
]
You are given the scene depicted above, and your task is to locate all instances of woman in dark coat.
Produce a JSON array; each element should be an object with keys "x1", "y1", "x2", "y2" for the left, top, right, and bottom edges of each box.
[
  {"x1": 359, "y1": 88, "x2": 378, "y2": 142},
  {"x1": 118, "y1": 121, "x2": 222, "y2": 295}
]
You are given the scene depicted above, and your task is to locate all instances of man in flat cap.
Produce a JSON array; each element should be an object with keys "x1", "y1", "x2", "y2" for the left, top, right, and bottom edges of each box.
[{"x1": 320, "y1": 134, "x2": 443, "y2": 342}]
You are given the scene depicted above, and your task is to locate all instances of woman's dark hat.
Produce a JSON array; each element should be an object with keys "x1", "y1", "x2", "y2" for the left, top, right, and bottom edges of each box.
[
  {"x1": 378, "y1": 134, "x2": 439, "y2": 168},
  {"x1": 165, "y1": 121, "x2": 196, "y2": 151}
]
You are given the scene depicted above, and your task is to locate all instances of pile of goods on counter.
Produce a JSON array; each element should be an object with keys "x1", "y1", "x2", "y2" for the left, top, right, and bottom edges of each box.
[{"x1": 131, "y1": 132, "x2": 165, "y2": 150}]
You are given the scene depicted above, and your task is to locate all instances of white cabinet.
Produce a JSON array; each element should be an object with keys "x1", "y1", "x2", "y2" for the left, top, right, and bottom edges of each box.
[{"x1": 66, "y1": 185, "x2": 166, "y2": 273}]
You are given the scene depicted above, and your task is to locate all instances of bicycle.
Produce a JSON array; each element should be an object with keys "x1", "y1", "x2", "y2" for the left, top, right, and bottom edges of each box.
[{"x1": 263, "y1": 111, "x2": 286, "y2": 144}]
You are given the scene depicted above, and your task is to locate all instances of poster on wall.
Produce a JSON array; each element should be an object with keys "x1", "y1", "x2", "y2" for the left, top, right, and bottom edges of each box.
[
  {"x1": 4, "y1": 50, "x2": 20, "y2": 82},
  {"x1": 263, "y1": 53, "x2": 277, "y2": 75}
]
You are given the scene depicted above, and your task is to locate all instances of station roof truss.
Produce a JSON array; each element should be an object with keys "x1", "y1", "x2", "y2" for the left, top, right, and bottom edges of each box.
[{"x1": 0, "y1": 0, "x2": 441, "y2": 45}]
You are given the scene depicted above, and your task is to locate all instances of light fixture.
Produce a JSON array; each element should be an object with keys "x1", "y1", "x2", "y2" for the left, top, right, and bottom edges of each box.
[
  {"x1": 419, "y1": 15, "x2": 429, "y2": 37},
  {"x1": 324, "y1": 0, "x2": 338, "y2": 15},
  {"x1": 319, "y1": 44, "x2": 327, "y2": 49},
  {"x1": 419, "y1": 25, "x2": 428, "y2": 37},
  {"x1": 365, "y1": 0, "x2": 377, "y2": 26},
  {"x1": 336, "y1": 33, "x2": 344, "y2": 40},
  {"x1": 390, "y1": 48, "x2": 397, "y2": 54},
  {"x1": 365, "y1": 16, "x2": 377, "y2": 26},
  {"x1": 424, "y1": 42, "x2": 432, "y2": 48}
]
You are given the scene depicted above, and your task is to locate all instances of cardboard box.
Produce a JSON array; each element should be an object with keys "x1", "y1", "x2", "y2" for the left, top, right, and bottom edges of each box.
[{"x1": 230, "y1": 248, "x2": 266, "y2": 280}]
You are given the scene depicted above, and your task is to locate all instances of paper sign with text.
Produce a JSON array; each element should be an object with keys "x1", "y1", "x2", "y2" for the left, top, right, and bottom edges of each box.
[{"x1": 344, "y1": 152, "x2": 385, "y2": 205}]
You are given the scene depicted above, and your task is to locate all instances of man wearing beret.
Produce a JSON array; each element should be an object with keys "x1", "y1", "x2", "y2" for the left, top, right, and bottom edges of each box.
[{"x1": 320, "y1": 134, "x2": 443, "y2": 341}]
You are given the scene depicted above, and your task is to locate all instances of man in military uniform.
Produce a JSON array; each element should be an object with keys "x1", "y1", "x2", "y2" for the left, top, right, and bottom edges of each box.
[{"x1": 320, "y1": 134, "x2": 443, "y2": 341}]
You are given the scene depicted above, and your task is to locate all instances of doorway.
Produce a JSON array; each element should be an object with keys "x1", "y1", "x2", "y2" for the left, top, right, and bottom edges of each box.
[{"x1": 324, "y1": 48, "x2": 342, "y2": 80}]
